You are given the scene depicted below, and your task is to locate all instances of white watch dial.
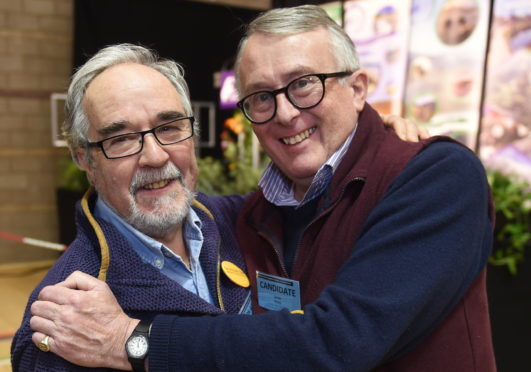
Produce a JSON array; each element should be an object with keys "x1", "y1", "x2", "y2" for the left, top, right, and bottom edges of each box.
[{"x1": 128, "y1": 335, "x2": 148, "y2": 358}]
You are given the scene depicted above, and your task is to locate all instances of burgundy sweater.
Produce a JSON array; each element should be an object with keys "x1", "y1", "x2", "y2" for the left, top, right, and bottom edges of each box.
[{"x1": 235, "y1": 104, "x2": 496, "y2": 371}]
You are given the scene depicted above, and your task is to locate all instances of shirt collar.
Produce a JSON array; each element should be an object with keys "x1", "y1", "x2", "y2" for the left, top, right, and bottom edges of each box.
[
  {"x1": 93, "y1": 196, "x2": 202, "y2": 263},
  {"x1": 259, "y1": 125, "x2": 357, "y2": 207}
]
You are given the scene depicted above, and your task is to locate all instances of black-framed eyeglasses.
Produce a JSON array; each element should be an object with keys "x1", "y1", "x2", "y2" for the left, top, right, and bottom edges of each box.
[
  {"x1": 237, "y1": 71, "x2": 352, "y2": 125},
  {"x1": 87, "y1": 116, "x2": 195, "y2": 159}
]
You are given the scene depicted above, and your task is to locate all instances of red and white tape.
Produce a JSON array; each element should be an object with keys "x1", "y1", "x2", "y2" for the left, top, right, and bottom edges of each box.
[{"x1": 0, "y1": 232, "x2": 67, "y2": 251}]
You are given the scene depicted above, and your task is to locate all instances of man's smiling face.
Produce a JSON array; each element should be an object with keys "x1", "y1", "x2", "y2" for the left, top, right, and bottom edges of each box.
[
  {"x1": 77, "y1": 63, "x2": 198, "y2": 238},
  {"x1": 238, "y1": 28, "x2": 367, "y2": 199}
]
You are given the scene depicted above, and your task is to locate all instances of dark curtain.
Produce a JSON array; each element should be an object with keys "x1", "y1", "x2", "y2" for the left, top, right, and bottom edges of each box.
[
  {"x1": 74, "y1": 0, "x2": 259, "y2": 101},
  {"x1": 74, "y1": 0, "x2": 260, "y2": 158},
  {"x1": 272, "y1": 0, "x2": 330, "y2": 7}
]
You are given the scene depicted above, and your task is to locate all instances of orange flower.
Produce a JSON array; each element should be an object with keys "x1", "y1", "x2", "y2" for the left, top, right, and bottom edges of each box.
[{"x1": 224, "y1": 117, "x2": 244, "y2": 134}]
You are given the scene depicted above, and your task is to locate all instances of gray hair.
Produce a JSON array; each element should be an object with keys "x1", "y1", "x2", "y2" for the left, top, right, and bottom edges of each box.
[
  {"x1": 63, "y1": 43, "x2": 195, "y2": 164},
  {"x1": 234, "y1": 5, "x2": 360, "y2": 91}
]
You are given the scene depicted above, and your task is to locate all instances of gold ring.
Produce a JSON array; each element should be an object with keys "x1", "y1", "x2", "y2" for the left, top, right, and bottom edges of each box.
[{"x1": 37, "y1": 335, "x2": 51, "y2": 352}]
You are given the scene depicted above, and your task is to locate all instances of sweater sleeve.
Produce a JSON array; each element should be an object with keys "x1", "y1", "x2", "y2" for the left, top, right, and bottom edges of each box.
[
  {"x1": 11, "y1": 216, "x2": 117, "y2": 372},
  {"x1": 148, "y1": 142, "x2": 493, "y2": 372},
  {"x1": 10, "y1": 256, "x2": 114, "y2": 372}
]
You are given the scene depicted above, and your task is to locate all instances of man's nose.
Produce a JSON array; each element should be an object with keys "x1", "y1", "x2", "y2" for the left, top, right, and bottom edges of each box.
[
  {"x1": 138, "y1": 133, "x2": 170, "y2": 167},
  {"x1": 274, "y1": 93, "x2": 300, "y2": 126}
]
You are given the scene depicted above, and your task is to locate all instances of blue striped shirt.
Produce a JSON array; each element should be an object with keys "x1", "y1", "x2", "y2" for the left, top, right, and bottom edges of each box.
[
  {"x1": 94, "y1": 196, "x2": 213, "y2": 304},
  {"x1": 259, "y1": 127, "x2": 357, "y2": 207}
]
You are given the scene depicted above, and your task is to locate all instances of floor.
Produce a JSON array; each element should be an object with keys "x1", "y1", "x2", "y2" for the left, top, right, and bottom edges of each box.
[{"x1": 0, "y1": 260, "x2": 54, "y2": 372}]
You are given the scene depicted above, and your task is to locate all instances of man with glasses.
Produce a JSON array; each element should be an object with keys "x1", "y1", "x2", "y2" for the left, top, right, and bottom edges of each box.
[
  {"x1": 11, "y1": 44, "x2": 249, "y2": 371},
  {"x1": 230, "y1": 9, "x2": 494, "y2": 371},
  {"x1": 27, "y1": 5, "x2": 494, "y2": 372}
]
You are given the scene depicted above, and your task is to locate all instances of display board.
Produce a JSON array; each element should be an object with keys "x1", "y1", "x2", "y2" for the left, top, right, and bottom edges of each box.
[
  {"x1": 403, "y1": 0, "x2": 491, "y2": 149},
  {"x1": 479, "y1": 0, "x2": 531, "y2": 182},
  {"x1": 344, "y1": 0, "x2": 412, "y2": 115}
]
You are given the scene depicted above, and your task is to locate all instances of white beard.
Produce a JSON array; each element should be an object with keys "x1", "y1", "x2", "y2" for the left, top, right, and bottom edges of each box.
[
  {"x1": 94, "y1": 162, "x2": 196, "y2": 238},
  {"x1": 126, "y1": 185, "x2": 195, "y2": 238}
]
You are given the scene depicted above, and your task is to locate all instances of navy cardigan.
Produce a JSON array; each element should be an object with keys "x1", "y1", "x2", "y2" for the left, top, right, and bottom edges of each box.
[{"x1": 11, "y1": 192, "x2": 248, "y2": 372}]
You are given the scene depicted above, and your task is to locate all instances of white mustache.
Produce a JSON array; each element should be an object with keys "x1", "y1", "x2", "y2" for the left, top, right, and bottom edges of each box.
[{"x1": 129, "y1": 163, "x2": 183, "y2": 195}]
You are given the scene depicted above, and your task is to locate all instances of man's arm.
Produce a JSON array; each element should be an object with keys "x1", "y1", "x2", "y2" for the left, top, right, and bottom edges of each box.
[
  {"x1": 147, "y1": 142, "x2": 493, "y2": 371},
  {"x1": 31, "y1": 142, "x2": 491, "y2": 371}
]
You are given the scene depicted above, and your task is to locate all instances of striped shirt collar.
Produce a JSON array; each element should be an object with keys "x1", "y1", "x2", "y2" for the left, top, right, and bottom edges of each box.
[{"x1": 259, "y1": 125, "x2": 357, "y2": 207}]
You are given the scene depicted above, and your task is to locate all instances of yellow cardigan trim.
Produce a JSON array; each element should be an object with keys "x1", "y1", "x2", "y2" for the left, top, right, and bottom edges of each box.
[
  {"x1": 80, "y1": 187, "x2": 110, "y2": 282},
  {"x1": 193, "y1": 199, "x2": 225, "y2": 311},
  {"x1": 192, "y1": 199, "x2": 214, "y2": 220}
]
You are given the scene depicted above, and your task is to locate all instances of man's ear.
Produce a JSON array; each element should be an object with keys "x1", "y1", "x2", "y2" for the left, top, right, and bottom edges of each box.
[
  {"x1": 75, "y1": 148, "x2": 90, "y2": 172},
  {"x1": 75, "y1": 148, "x2": 94, "y2": 185},
  {"x1": 349, "y1": 69, "x2": 369, "y2": 111},
  {"x1": 75, "y1": 147, "x2": 94, "y2": 176}
]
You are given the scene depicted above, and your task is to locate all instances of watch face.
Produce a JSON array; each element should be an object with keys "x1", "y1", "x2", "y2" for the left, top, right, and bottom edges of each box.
[{"x1": 127, "y1": 335, "x2": 148, "y2": 358}]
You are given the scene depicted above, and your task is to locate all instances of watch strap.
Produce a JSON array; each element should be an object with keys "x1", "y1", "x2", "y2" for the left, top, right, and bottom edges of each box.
[
  {"x1": 129, "y1": 355, "x2": 146, "y2": 372},
  {"x1": 133, "y1": 318, "x2": 151, "y2": 336},
  {"x1": 127, "y1": 319, "x2": 151, "y2": 372}
]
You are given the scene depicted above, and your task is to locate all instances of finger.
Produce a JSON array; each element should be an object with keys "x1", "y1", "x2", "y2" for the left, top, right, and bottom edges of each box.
[
  {"x1": 38, "y1": 283, "x2": 80, "y2": 303},
  {"x1": 394, "y1": 121, "x2": 409, "y2": 141},
  {"x1": 61, "y1": 271, "x2": 103, "y2": 291},
  {"x1": 31, "y1": 298, "x2": 62, "y2": 319},
  {"x1": 405, "y1": 121, "x2": 420, "y2": 142},
  {"x1": 380, "y1": 114, "x2": 396, "y2": 129},
  {"x1": 32, "y1": 332, "x2": 55, "y2": 353},
  {"x1": 418, "y1": 126, "x2": 430, "y2": 140},
  {"x1": 380, "y1": 114, "x2": 408, "y2": 140},
  {"x1": 56, "y1": 271, "x2": 93, "y2": 289},
  {"x1": 30, "y1": 314, "x2": 58, "y2": 339}
]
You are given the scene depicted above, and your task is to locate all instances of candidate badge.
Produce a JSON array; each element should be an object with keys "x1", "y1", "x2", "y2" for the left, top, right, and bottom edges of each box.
[{"x1": 256, "y1": 271, "x2": 301, "y2": 312}]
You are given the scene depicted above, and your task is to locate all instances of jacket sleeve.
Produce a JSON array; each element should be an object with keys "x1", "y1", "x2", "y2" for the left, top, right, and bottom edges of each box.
[
  {"x1": 148, "y1": 142, "x2": 493, "y2": 371},
  {"x1": 10, "y1": 248, "x2": 113, "y2": 372}
]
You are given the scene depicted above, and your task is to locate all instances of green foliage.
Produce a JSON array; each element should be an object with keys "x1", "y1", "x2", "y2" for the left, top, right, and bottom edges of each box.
[
  {"x1": 58, "y1": 157, "x2": 90, "y2": 192},
  {"x1": 488, "y1": 170, "x2": 531, "y2": 275},
  {"x1": 197, "y1": 153, "x2": 263, "y2": 196},
  {"x1": 197, "y1": 111, "x2": 268, "y2": 195}
]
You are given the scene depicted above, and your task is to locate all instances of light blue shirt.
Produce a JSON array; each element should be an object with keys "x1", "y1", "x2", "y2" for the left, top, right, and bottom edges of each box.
[
  {"x1": 93, "y1": 196, "x2": 213, "y2": 304},
  {"x1": 259, "y1": 126, "x2": 357, "y2": 207}
]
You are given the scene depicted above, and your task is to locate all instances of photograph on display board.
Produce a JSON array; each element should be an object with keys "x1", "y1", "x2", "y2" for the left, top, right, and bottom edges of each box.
[
  {"x1": 344, "y1": 0, "x2": 412, "y2": 115},
  {"x1": 479, "y1": 0, "x2": 531, "y2": 182},
  {"x1": 219, "y1": 70, "x2": 239, "y2": 110},
  {"x1": 403, "y1": 0, "x2": 491, "y2": 149},
  {"x1": 320, "y1": 1, "x2": 343, "y2": 26}
]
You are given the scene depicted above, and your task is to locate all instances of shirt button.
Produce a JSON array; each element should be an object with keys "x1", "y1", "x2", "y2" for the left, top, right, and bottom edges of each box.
[
  {"x1": 162, "y1": 249, "x2": 173, "y2": 258},
  {"x1": 154, "y1": 259, "x2": 164, "y2": 269}
]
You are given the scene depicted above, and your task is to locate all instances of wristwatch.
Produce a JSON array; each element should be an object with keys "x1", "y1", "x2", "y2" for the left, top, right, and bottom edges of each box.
[{"x1": 125, "y1": 319, "x2": 151, "y2": 372}]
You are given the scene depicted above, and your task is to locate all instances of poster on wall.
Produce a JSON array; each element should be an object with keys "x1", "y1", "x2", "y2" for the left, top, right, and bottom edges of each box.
[
  {"x1": 479, "y1": 0, "x2": 531, "y2": 182},
  {"x1": 403, "y1": 0, "x2": 491, "y2": 149},
  {"x1": 344, "y1": 0, "x2": 412, "y2": 115},
  {"x1": 219, "y1": 70, "x2": 239, "y2": 110},
  {"x1": 321, "y1": 1, "x2": 343, "y2": 25}
]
